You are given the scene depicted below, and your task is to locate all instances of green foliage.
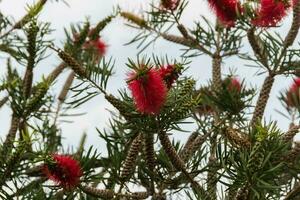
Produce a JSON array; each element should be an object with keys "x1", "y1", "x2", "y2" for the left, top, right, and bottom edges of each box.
[
  {"x1": 0, "y1": 0, "x2": 300, "y2": 199},
  {"x1": 220, "y1": 123, "x2": 293, "y2": 199},
  {"x1": 201, "y1": 77, "x2": 255, "y2": 118}
]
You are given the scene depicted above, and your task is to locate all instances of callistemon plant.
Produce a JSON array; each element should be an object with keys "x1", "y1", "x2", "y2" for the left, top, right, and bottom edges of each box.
[
  {"x1": 281, "y1": 78, "x2": 300, "y2": 118},
  {"x1": 160, "y1": 0, "x2": 180, "y2": 10},
  {"x1": 127, "y1": 65, "x2": 167, "y2": 114},
  {"x1": 43, "y1": 154, "x2": 82, "y2": 189},
  {"x1": 228, "y1": 77, "x2": 241, "y2": 92},
  {"x1": 208, "y1": 0, "x2": 242, "y2": 26},
  {"x1": 285, "y1": 78, "x2": 300, "y2": 107},
  {"x1": 251, "y1": 0, "x2": 291, "y2": 27},
  {"x1": 2, "y1": 0, "x2": 300, "y2": 199},
  {"x1": 159, "y1": 64, "x2": 182, "y2": 89},
  {"x1": 198, "y1": 76, "x2": 253, "y2": 116},
  {"x1": 83, "y1": 37, "x2": 107, "y2": 57}
]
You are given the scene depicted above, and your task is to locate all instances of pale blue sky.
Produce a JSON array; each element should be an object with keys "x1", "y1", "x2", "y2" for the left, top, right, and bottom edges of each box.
[{"x1": 0, "y1": 0, "x2": 296, "y2": 152}]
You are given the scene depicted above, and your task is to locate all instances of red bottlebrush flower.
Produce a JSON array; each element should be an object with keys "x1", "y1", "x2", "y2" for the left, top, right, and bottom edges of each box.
[
  {"x1": 43, "y1": 154, "x2": 82, "y2": 189},
  {"x1": 83, "y1": 38, "x2": 107, "y2": 56},
  {"x1": 291, "y1": 78, "x2": 300, "y2": 91},
  {"x1": 208, "y1": 0, "x2": 242, "y2": 27},
  {"x1": 286, "y1": 78, "x2": 300, "y2": 108},
  {"x1": 252, "y1": 0, "x2": 290, "y2": 27},
  {"x1": 160, "y1": 0, "x2": 179, "y2": 10},
  {"x1": 127, "y1": 67, "x2": 167, "y2": 114},
  {"x1": 159, "y1": 64, "x2": 180, "y2": 89},
  {"x1": 228, "y1": 77, "x2": 242, "y2": 92},
  {"x1": 94, "y1": 38, "x2": 107, "y2": 56}
]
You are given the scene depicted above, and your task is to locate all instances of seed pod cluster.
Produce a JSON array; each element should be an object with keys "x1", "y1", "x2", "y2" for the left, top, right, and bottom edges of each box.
[
  {"x1": 120, "y1": 133, "x2": 143, "y2": 181},
  {"x1": 284, "y1": 0, "x2": 300, "y2": 48},
  {"x1": 81, "y1": 185, "x2": 114, "y2": 199},
  {"x1": 179, "y1": 132, "x2": 209, "y2": 163},
  {"x1": 143, "y1": 133, "x2": 156, "y2": 172},
  {"x1": 89, "y1": 15, "x2": 115, "y2": 40},
  {"x1": 223, "y1": 128, "x2": 251, "y2": 149},
  {"x1": 161, "y1": 33, "x2": 194, "y2": 47},
  {"x1": 152, "y1": 193, "x2": 167, "y2": 200},
  {"x1": 158, "y1": 131, "x2": 185, "y2": 171},
  {"x1": 131, "y1": 191, "x2": 149, "y2": 199},
  {"x1": 47, "y1": 63, "x2": 66, "y2": 83},
  {"x1": 251, "y1": 75, "x2": 275, "y2": 127},
  {"x1": 212, "y1": 55, "x2": 222, "y2": 91},
  {"x1": 177, "y1": 24, "x2": 189, "y2": 38},
  {"x1": 247, "y1": 28, "x2": 268, "y2": 67},
  {"x1": 57, "y1": 50, "x2": 86, "y2": 78},
  {"x1": 282, "y1": 125, "x2": 299, "y2": 143},
  {"x1": 105, "y1": 94, "x2": 135, "y2": 119},
  {"x1": 120, "y1": 12, "x2": 148, "y2": 28},
  {"x1": 119, "y1": 192, "x2": 149, "y2": 199},
  {"x1": 207, "y1": 169, "x2": 218, "y2": 195},
  {"x1": 58, "y1": 72, "x2": 75, "y2": 103},
  {"x1": 282, "y1": 142, "x2": 300, "y2": 163},
  {"x1": 180, "y1": 132, "x2": 198, "y2": 157}
]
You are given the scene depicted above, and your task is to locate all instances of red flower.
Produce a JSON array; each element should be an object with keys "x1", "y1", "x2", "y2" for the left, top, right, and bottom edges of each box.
[
  {"x1": 94, "y1": 38, "x2": 107, "y2": 56},
  {"x1": 228, "y1": 77, "x2": 241, "y2": 92},
  {"x1": 291, "y1": 78, "x2": 300, "y2": 91},
  {"x1": 160, "y1": 0, "x2": 179, "y2": 10},
  {"x1": 127, "y1": 67, "x2": 167, "y2": 114},
  {"x1": 83, "y1": 38, "x2": 107, "y2": 56},
  {"x1": 159, "y1": 64, "x2": 180, "y2": 89},
  {"x1": 43, "y1": 154, "x2": 82, "y2": 189},
  {"x1": 286, "y1": 78, "x2": 300, "y2": 108},
  {"x1": 208, "y1": 0, "x2": 242, "y2": 27},
  {"x1": 252, "y1": 0, "x2": 290, "y2": 27}
]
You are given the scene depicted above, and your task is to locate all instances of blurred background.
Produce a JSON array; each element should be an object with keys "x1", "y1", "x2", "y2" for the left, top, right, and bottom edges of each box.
[{"x1": 0, "y1": 0, "x2": 296, "y2": 154}]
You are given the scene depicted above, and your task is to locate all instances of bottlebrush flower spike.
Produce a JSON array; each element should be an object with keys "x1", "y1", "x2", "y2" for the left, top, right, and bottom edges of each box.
[
  {"x1": 159, "y1": 64, "x2": 181, "y2": 89},
  {"x1": 83, "y1": 38, "x2": 107, "y2": 57},
  {"x1": 160, "y1": 0, "x2": 179, "y2": 10},
  {"x1": 127, "y1": 67, "x2": 167, "y2": 114},
  {"x1": 286, "y1": 78, "x2": 300, "y2": 108},
  {"x1": 252, "y1": 0, "x2": 291, "y2": 27},
  {"x1": 208, "y1": 0, "x2": 242, "y2": 27},
  {"x1": 94, "y1": 38, "x2": 107, "y2": 56},
  {"x1": 43, "y1": 154, "x2": 82, "y2": 189},
  {"x1": 228, "y1": 77, "x2": 242, "y2": 92}
]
